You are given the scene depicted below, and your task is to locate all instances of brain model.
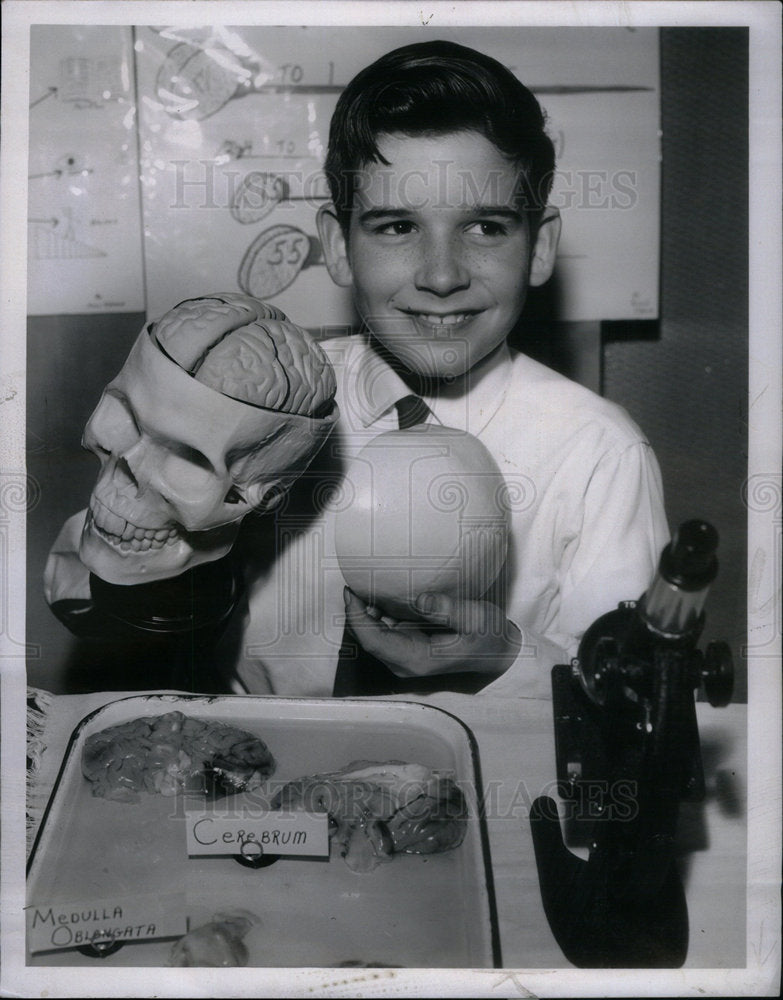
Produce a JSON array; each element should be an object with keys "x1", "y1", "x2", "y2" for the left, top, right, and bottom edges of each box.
[
  {"x1": 334, "y1": 426, "x2": 510, "y2": 621},
  {"x1": 154, "y1": 292, "x2": 335, "y2": 417}
]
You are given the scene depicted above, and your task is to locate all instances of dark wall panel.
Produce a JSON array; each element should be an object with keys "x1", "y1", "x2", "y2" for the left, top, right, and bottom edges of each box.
[{"x1": 603, "y1": 28, "x2": 749, "y2": 698}]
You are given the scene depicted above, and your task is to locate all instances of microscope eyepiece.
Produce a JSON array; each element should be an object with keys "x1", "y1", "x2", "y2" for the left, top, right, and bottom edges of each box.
[
  {"x1": 643, "y1": 520, "x2": 719, "y2": 637},
  {"x1": 659, "y1": 520, "x2": 719, "y2": 591}
]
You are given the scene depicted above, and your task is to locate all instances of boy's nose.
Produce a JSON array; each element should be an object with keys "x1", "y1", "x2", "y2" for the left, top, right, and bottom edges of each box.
[{"x1": 413, "y1": 239, "x2": 470, "y2": 297}]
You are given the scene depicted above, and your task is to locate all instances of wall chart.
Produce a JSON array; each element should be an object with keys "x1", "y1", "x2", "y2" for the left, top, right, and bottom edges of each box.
[{"x1": 28, "y1": 24, "x2": 661, "y2": 325}]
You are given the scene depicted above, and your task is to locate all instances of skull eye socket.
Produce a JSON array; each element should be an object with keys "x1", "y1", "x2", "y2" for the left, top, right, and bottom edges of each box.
[
  {"x1": 224, "y1": 485, "x2": 245, "y2": 505},
  {"x1": 83, "y1": 391, "x2": 141, "y2": 457},
  {"x1": 153, "y1": 450, "x2": 220, "y2": 504}
]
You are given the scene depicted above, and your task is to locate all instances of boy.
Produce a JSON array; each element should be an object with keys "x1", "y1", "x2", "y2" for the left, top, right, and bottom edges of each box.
[
  {"x1": 45, "y1": 40, "x2": 669, "y2": 698},
  {"x1": 228, "y1": 40, "x2": 670, "y2": 697}
]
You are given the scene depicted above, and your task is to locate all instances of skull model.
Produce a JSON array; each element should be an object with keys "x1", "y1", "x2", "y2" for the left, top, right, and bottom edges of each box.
[{"x1": 79, "y1": 293, "x2": 338, "y2": 586}]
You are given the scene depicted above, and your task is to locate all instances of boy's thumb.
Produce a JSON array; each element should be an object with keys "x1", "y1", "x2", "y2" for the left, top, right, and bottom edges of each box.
[{"x1": 414, "y1": 591, "x2": 452, "y2": 624}]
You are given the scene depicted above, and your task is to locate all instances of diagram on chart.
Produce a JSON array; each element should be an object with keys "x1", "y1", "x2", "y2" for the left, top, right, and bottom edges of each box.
[
  {"x1": 28, "y1": 209, "x2": 108, "y2": 262},
  {"x1": 227, "y1": 169, "x2": 327, "y2": 219},
  {"x1": 28, "y1": 152, "x2": 94, "y2": 182},
  {"x1": 57, "y1": 53, "x2": 127, "y2": 109},
  {"x1": 27, "y1": 25, "x2": 145, "y2": 314},
  {"x1": 29, "y1": 55, "x2": 127, "y2": 113},
  {"x1": 238, "y1": 224, "x2": 324, "y2": 299},
  {"x1": 230, "y1": 172, "x2": 291, "y2": 225},
  {"x1": 29, "y1": 153, "x2": 107, "y2": 262},
  {"x1": 154, "y1": 36, "x2": 342, "y2": 122},
  {"x1": 229, "y1": 171, "x2": 330, "y2": 299}
]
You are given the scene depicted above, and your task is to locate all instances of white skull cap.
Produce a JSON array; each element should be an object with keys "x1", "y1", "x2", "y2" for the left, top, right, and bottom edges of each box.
[{"x1": 129, "y1": 317, "x2": 338, "y2": 449}]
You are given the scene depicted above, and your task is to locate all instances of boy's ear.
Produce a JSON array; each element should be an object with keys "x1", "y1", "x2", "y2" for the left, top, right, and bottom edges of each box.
[
  {"x1": 316, "y1": 203, "x2": 353, "y2": 287},
  {"x1": 529, "y1": 206, "x2": 561, "y2": 287}
]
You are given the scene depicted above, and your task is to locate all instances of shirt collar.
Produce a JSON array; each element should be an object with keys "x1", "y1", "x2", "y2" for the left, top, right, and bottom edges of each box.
[
  {"x1": 348, "y1": 335, "x2": 512, "y2": 435},
  {"x1": 344, "y1": 336, "x2": 412, "y2": 427},
  {"x1": 423, "y1": 341, "x2": 511, "y2": 435}
]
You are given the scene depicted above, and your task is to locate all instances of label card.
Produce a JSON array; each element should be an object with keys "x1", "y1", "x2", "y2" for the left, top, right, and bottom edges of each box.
[
  {"x1": 185, "y1": 809, "x2": 330, "y2": 859},
  {"x1": 26, "y1": 892, "x2": 187, "y2": 954}
]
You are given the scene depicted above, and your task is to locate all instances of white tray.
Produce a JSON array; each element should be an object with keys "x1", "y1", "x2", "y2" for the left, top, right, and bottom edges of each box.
[{"x1": 26, "y1": 694, "x2": 500, "y2": 968}]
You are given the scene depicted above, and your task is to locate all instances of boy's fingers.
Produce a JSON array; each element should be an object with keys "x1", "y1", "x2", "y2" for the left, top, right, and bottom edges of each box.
[
  {"x1": 414, "y1": 591, "x2": 454, "y2": 627},
  {"x1": 353, "y1": 616, "x2": 427, "y2": 673},
  {"x1": 344, "y1": 588, "x2": 399, "y2": 627},
  {"x1": 343, "y1": 591, "x2": 520, "y2": 676},
  {"x1": 344, "y1": 587, "x2": 447, "y2": 674},
  {"x1": 344, "y1": 587, "x2": 408, "y2": 647},
  {"x1": 415, "y1": 592, "x2": 492, "y2": 635}
]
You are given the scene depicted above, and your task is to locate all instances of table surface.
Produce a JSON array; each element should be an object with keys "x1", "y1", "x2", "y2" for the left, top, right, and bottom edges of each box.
[{"x1": 26, "y1": 688, "x2": 748, "y2": 970}]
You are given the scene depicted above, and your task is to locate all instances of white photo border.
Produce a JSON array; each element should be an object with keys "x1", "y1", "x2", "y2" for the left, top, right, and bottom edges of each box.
[{"x1": 2, "y1": 2, "x2": 780, "y2": 997}]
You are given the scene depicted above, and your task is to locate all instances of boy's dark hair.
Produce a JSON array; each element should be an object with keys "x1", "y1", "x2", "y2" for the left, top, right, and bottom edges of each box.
[{"x1": 324, "y1": 39, "x2": 556, "y2": 234}]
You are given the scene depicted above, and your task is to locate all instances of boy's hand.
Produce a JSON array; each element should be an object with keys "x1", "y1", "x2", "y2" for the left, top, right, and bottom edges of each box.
[{"x1": 343, "y1": 587, "x2": 522, "y2": 679}]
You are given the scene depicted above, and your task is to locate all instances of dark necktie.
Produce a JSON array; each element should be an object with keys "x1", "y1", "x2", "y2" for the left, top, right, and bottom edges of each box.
[
  {"x1": 395, "y1": 393, "x2": 432, "y2": 429},
  {"x1": 332, "y1": 396, "x2": 490, "y2": 696}
]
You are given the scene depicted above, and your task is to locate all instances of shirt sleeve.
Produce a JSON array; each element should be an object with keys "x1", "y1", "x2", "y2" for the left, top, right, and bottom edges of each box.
[
  {"x1": 482, "y1": 439, "x2": 670, "y2": 698},
  {"x1": 558, "y1": 439, "x2": 670, "y2": 633}
]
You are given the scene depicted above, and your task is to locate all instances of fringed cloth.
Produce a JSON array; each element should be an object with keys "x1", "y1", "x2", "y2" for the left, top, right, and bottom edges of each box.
[{"x1": 26, "y1": 686, "x2": 54, "y2": 858}]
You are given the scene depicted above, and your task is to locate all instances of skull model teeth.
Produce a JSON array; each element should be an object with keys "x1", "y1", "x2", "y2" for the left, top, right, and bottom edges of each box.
[{"x1": 86, "y1": 506, "x2": 179, "y2": 552}]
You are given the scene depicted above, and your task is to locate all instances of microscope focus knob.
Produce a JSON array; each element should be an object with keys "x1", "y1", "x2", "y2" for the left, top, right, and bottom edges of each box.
[{"x1": 701, "y1": 639, "x2": 734, "y2": 707}]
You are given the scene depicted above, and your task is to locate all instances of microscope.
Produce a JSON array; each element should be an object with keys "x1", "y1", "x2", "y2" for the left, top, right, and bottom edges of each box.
[{"x1": 530, "y1": 520, "x2": 734, "y2": 967}]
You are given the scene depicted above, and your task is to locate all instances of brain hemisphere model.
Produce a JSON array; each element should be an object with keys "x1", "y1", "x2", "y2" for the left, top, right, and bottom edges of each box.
[
  {"x1": 79, "y1": 293, "x2": 338, "y2": 586},
  {"x1": 154, "y1": 293, "x2": 335, "y2": 416}
]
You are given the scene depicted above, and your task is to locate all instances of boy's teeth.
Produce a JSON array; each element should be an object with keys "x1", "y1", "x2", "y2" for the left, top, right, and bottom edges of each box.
[{"x1": 418, "y1": 313, "x2": 469, "y2": 326}]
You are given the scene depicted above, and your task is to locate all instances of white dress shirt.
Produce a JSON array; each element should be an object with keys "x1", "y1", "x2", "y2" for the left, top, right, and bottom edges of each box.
[{"x1": 229, "y1": 335, "x2": 670, "y2": 698}]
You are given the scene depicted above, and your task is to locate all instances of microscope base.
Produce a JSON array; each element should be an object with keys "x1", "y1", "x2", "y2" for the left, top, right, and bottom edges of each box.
[{"x1": 530, "y1": 794, "x2": 688, "y2": 967}]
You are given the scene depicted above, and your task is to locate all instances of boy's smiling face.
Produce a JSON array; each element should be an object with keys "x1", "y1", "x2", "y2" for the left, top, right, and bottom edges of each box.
[{"x1": 319, "y1": 130, "x2": 560, "y2": 381}]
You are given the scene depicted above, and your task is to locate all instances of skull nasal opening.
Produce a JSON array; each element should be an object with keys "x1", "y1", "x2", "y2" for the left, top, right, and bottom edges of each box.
[{"x1": 116, "y1": 455, "x2": 140, "y2": 492}]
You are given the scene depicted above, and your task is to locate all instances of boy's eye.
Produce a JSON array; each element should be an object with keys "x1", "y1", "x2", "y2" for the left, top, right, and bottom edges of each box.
[
  {"x1": 466, "y1": 220, "x2": 509, "y2": 237},
  {"x1": 374, "y1": 219, "x2": 415, "y2": 236}
]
